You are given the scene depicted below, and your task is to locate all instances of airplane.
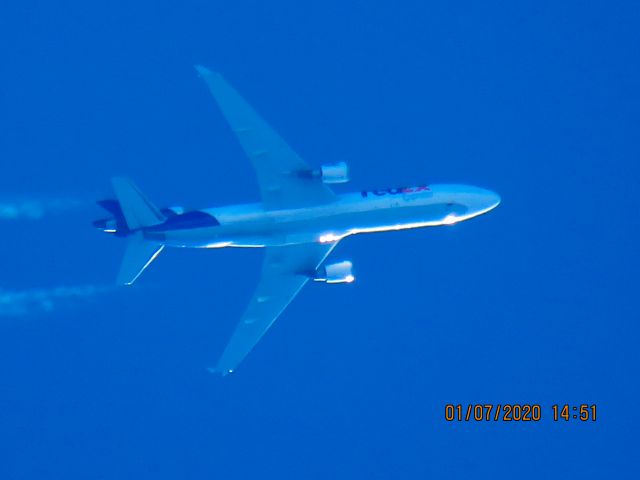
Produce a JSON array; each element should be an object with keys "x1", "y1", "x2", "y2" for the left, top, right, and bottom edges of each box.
[{"x1": 94, "y1": 65, "x2": 501, "y2": 375}]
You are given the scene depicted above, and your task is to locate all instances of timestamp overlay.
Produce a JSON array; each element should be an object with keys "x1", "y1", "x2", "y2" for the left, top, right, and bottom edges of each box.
[{"x1": 444, "y1": 404, "x2": 597, "y2": 423}]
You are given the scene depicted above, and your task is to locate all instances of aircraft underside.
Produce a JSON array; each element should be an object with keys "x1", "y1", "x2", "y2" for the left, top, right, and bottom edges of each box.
[{"x1": 95, "y1": 66, "x2": 500, "y2": 374}]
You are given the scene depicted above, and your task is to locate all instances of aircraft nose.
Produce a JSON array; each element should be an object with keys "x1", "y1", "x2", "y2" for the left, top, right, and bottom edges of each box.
[
  {"x1": 469, "y1": 188, "x2": 500, "y2": 216},
  {"x1": 484, "y1": 190, "x2": 501, "y2": 211}
]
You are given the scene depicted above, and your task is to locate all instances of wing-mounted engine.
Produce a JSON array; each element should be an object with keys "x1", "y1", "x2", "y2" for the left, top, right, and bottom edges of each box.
[
  {"x1": 296, "y1": 161, "x2": 350, "y2": 184},
  {"x1": 319, "y1": 162, "x2": 349, "y2": 184},
  {"x1": 314, "y1": 260, "x2": 355, "y2": 284}
]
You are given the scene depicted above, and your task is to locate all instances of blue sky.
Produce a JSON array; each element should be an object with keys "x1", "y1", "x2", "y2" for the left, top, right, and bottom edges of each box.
[{"x1": 0, "y1": 1, "x2": 638, "y2": 478}]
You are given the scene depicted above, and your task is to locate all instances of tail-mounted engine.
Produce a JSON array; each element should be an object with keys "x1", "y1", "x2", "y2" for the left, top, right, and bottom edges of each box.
[{"x1": 314, "y1": 260, "x2": 355, "y2": 284}]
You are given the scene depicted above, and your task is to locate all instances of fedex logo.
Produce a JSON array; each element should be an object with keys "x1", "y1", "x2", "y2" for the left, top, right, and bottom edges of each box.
[{"x1": 360, "y1": 185, "x2": 430, "y2": 198}]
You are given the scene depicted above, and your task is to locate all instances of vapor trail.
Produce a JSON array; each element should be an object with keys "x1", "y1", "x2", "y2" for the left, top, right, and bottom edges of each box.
[
  {"x1": 0, "y1": 284, "x2": 112, "y2": 317},
  {"x1": 0, "y1": 198, "x2": 87, "y2": 220}
]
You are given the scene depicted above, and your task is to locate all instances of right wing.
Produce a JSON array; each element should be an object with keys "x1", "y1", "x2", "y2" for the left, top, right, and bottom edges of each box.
[
  {"x1": 195, "y1": 65, "x2": 337, "y2": 210},
  {"x1": 214, "y1": 241, "x2": 339, "y2": 375}
]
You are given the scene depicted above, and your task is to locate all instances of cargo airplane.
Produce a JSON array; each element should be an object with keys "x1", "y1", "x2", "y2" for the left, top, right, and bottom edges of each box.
[{"x1": 94, "y1": 66, "x2": 500, "y2": 374}]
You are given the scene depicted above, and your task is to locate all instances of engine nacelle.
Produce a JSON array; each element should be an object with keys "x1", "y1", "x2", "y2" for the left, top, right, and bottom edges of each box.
[
  {"x1": 319, "y1": 162, "x2": 349, "y2": 184},
  {"x1": 92, "y1": 218, "x2": 118, "y2": 233},
  {"x1": 314, "y1": 260, "x2": 355, "y2": 284}
]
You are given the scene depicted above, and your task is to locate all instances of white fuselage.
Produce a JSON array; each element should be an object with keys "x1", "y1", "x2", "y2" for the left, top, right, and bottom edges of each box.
[{"x1": 147, "y1": 184, "x2": 500, "y2": 249}]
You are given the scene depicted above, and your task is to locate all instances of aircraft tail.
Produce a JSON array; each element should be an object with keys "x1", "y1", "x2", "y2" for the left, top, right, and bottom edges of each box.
[
  {"x1": 117, "y1": 232, "x2": 164, "y2": 285},
  {"x1": 111, "y1": 177, "x2": 165, "y2": 230},
  {"x1": 111, "y1": 177, "x2": 166, "y2": 285}
]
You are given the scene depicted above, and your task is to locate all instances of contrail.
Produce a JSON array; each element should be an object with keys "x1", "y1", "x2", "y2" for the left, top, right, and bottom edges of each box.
[
  {"x1": 0, "y1": 198, "x2": 87, "y2": 220},
  {"x1": 0, "y1": 284, "x2": 112, "y2": 317}
]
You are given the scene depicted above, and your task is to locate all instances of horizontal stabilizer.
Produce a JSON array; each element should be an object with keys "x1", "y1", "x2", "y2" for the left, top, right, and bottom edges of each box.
[
  {"x1": 117, "y1": 232, "x2": 164, "y2": 285},
  {"x1": 96, "y1": 199, "x2": 124, "y2": 217},
  {"x1": 111, "y1": 177, "x2": 165, "y2": 230}
]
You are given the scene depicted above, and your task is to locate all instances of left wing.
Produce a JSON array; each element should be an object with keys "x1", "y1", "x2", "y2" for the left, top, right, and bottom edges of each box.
[
  {"x1": 214, "y1": 241, "x2": 339, "y2": 375},
  {"x1": 195, "y1": 65, "x2": 337, "y2": 210}
]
